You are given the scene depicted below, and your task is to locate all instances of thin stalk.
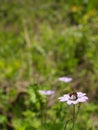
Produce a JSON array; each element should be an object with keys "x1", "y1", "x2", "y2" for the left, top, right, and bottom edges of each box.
[
  {"x1": 41, "y1": 103, "x2": 44, "y2": 130},
  {"x1": 72, "y1": 105, "x2": 75, "y2": 130},
  {"x1": 42, "y1": 97, "x2": 48, "y2": 130},
  {"x1": 64, "y1": 119, "x2": 72, "y2": 130},
  {"x1": 75, "y1": 103, "x2": 81, "y2": 120}
]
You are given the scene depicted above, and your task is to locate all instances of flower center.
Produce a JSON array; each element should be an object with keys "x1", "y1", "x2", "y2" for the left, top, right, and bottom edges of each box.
[{"x1": 69, "y1": 92, "x2": 78, "y2": 101}]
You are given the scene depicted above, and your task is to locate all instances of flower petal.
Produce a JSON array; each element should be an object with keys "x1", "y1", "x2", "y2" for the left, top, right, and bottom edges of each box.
[
  {"x1": 58, "y1": 94, "x2": 69, "y2": 102},
  {"x1": 67, "y1": 100, "x2": 79, "y2": 105},
  {"x1": 66, "y1": 100, "x2": 73, "y2": 105},
  {"x1": 46, "y1": 90, "x2": 55, "y2": 95},
  {"x1": 58, "y1": 91, "x2": 88, "y2": 105},
  {"x1": 58, "y1": 77, "x2": 72, "y2": 83},
  {"x1": 77, "y1": 92, "x2": 86, "y2": 98},
  {"x1": 73, "y1": 100, "x2": 79, "y2": 104},
  {"x1": 78, "y1": 96, "x2": 88, "y2": 102},
  {"x1": 39, "y1": 90, "x2": 55, "y2": 95}
]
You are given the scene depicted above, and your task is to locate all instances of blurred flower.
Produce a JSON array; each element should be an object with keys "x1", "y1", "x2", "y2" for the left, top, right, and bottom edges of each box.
[
  {"x1": 58, "y1": 77, "x2": 72, "y2": 82},
  {"x1": 58, "y1": 92, "x2": 88, "y2": 105},
  {"x1": 39, "y1": 90, "x2": 55, "y2": 95}
]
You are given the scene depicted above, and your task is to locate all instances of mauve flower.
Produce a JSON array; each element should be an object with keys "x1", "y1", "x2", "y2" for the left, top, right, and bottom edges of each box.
[
  {"x1": 58, "y1": 77, "x2": 72, "y2": 83},
  {"x1": 39, "y1": 90, "x2": 55, "y2": 95},
  {"x1": 58, "y1": 92, "x2": 88, "y2": 105}
]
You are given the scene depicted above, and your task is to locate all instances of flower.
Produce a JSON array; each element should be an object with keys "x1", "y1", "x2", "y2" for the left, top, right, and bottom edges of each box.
[
  {"x1": 58, "y1": 92, "x2": 88, "y2": 105},
  {"x1": 58, "y1": 77, "x2": 72, "y2": 83},
  {"x1": 39, "y1": 90, "x2": 55, "y2": 95}
]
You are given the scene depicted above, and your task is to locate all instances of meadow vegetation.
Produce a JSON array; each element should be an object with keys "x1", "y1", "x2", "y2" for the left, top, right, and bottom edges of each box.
[{"x1": 0, "y1": 0, "x2": 98, "y2": 130}]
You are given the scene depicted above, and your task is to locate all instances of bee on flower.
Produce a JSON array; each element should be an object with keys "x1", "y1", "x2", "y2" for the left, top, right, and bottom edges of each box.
[{"x1": 58, "y1": 91, "x2": 88, "y2": 105}]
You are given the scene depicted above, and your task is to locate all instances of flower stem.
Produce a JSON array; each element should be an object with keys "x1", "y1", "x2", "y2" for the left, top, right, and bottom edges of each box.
[{"x1": 72, "y1": 105, "x2": 75, "y2": 130}]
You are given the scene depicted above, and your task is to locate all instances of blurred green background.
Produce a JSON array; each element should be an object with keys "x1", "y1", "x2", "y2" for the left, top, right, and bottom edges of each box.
[{"x1": 0, "y1": 0, "x2": 98, "y2": 130}]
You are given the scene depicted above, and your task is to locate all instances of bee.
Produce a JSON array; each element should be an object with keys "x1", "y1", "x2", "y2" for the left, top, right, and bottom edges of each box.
[{"x1": 69, "y1": 88, "x2": 78, "y2": 101}]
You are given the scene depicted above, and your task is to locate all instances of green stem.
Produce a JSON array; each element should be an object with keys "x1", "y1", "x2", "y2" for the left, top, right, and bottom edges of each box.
[
  {"x1": 75, "y1": 103, "x2": 81, "y2": 120},
  {"x1": 41, "y1": 104, "x2": 44, "y2": 130},
  {"x1": 64, "y1": 119, "x2": 72, "y2": 130},
  {"x1": 72, "y1": 105, "x2": 75, "y2": 130}
]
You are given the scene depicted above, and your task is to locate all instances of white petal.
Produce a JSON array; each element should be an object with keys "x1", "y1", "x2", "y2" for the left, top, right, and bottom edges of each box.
[
  {"x1": 72, "y1": 100, "x2": 79, "y2": 104},
  {"x1": 63, "y1": 94, "x2": 69, "y2": 98},
  {"x1": 77, "y1": 92, "x2": 86, "y2": 98},
  {"x1": 39, "y1": 90, "x2": 55, "y2": 95},
  {"x1": 66, "y1": 100, "x2": 79, "y2": 105},
  {"x1": 67, "y1": 99, "x2": 80, "y2": 105},
  {"x1": 66, "y1": 100, "x2": 73, "y2": 105},
  {"x1": 78, "y1": 99, "x2": 86, "y2": 102},
  {"x1": 46, "y1": 90, "x2": 55, "y2": 95},
  {"x1": 82, "y1": 96, "x2": 88, "y2": 100},
  {"x1": 77, "y1": 96, "x2": 88, "y2": 102},
  {"x1": 58, "y1": 77, "x2": 72, "y2": 82},
  {"x1": 80, "y1": 96, "x2": 88, "y2": 100},
  {"x1": 58, "y1": 95, "x2": 69, "y2": 102}
]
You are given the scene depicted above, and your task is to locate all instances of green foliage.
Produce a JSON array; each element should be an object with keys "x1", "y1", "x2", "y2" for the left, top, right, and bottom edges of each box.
[{"x1": 0, "y1": 0, "x2": 98, "y2": 129}]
